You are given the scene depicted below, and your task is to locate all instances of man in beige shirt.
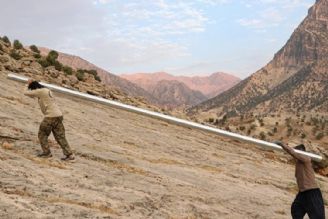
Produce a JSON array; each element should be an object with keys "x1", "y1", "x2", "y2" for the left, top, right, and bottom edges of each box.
[
  {"x1": 24, "y1": 80, "x2": 74, "y2": 161},
  {"x1": 275, "y1": 141, "x2": 325, "y2": 219}
]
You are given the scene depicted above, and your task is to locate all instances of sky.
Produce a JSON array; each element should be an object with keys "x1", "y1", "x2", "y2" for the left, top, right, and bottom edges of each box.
[{"x1": 0, "y1": 0, "x2": 314, "y2": 78}]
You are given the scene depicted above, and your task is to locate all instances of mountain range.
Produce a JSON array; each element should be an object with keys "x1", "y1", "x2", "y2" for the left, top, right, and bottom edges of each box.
[
  {"x1": 38, "y1": 48, "x2": 159, "y2": 105},
  {"x1": 188, "y1": 0, "x2": 328, "y2": 117},
  {"x1": 121, "y1": 72, "x2": 240, "y2": 98}
]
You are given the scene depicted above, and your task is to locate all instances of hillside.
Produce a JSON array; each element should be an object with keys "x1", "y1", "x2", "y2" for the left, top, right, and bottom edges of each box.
[
  {"x1": 0, "y1": 37, "x2": 160, "y2": 112},
  {"x1": 150, "y1": 80, "x2": 207, "y2": 108},
  {"x1": 1, "y1": 64, "x2": 327, "y2": 218},
  {"x1": 188, "y1": 0, "x2": 328, "y2": 117},
  {"x1": 38, "y1": 48, "x2": 158, "y2": 105},
  {"x1": 121, "y1": 72, "x2": 240, "y2": 98}
]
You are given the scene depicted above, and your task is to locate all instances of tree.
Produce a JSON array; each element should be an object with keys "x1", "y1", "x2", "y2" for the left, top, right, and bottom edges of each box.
[
  {"x1": 76, "y1": 71, "x2": 85, "y2": 81},
  {"x1": 53, "y1": 60, "x2": 63, "y2": 71},
  {"x1": 33, "y1": 53, "x2": 41, "y2": 59},
  {"x1": 30, "y1": 45, "x2": 40, "y2": 53},
  {"x1": 1, "y1": 36, "x2": 11, "y2": 45},
  {"x1": 10, "y1": 49, "x2": 22, "y2": 60},
  {"x1": 13, "y1": 40, "x2": 23, "y2": 50},
  {"x1": 37, "y1": 58, "x2": 51, "y2": 68},
  {"x1": 46, "y1": 50, "x2": 59, "y2": 64},
  {"x1": 63, "y1": 66, "x2": 73, "y2": 75}
]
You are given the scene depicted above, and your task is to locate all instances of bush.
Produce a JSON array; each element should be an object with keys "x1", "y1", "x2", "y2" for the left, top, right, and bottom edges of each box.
[
  {"x1": 208, "y1": 118, "x2": 214, "y2": 123},
  {"x1": 239, "y1": 126, "x2": 245, "y2": 131},
  {"x1": 48, "y1": 50, "x2": 59, "y2": 60},
  {"x1": 273, "y1": 127, "x2": 277, "y2": 133},
  {"x1": 76, "y1": 71, "x2": 85, "y2": 81},
  {"x1": 10, "y1": 50, "x2": 22, "y2": 60},
  {"x1": 53, "y1": 60, "x2": 63, "y2": 71},
  {"x1": 300, "y1": 133, "x2": 306, "y2": 139},
  {"x1": 33, "y1": 53, "x2": 41, "y2": 59},
  {"x1": 1, "y1": 36, "x2": 11, "y2": 45},
  {"x1": 46, "y1": 50, "x2": 59, "y2": 65},
  {"x1": 30, "y1": 45, "x2": 40, "y2": 53},
  {"x1": 37, "y1": 58, "x2": 51, "y2": 68},
  {"x1": 0, "y1": 44, "x2": 3, "y2": 52},
  {"x1": 63, "y1": 66, "x2": 73, "y2": 75},
  {"x1": 13, "y1": 40, "x2": 23, "y2": 50}
]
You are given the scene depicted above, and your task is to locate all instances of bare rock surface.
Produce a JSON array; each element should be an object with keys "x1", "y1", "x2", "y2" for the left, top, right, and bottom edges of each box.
[{"x1": 0, "y1": 71, "x2": 327, "y2": 219}]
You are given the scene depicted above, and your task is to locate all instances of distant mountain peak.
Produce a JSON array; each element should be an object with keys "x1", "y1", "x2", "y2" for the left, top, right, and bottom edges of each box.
[{"x1": 188, "y1": 0, "x2": 328, "y2": 116}]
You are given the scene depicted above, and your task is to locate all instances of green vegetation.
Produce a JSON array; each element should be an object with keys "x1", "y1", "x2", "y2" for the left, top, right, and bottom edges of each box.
[
  {"x1": 75, "y1": 68, "x2": 100, "y2": 81},
  {"x1": 1, "y1": 36, "x2": 11, "y2": 45},
  {"x1": 30, "y1": 45, "x2": 40, "y2": 53},
  {"x1": 13, "y1": 40, "x2": 23, "y2": 50},
  {"x1": 53, "y1": 60, "x2": 63, "y2": 71},
  {"x1": 76, "y1": 70, "x2": 85, "y2": 81},
  {"x1": 33, "y1": 53, "x2": 41, "y2": 59},
  {"x1": 63, "y1": 66, "x2": 73, "y2": 75},
  {"x1": 37, "y1": 58, "x2": 51, "y2": 68},
  {"x1": 38, "y1": 50, "x2": 62, "y2": 70},
  {"x1": 9, "y1": 49, "x2": 22, "y2": 60},
  {"x1": 46, "y1": 50, "x2": 59, "y2": 65}
]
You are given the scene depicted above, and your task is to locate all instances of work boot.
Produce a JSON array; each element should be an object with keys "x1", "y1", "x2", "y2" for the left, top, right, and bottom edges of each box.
[
  {"x1": 37, "y1": 152, "x2": 52, "y2": 158},
  {"x1": 61, "y1": 154, "x2": 75, "y2": 161}
]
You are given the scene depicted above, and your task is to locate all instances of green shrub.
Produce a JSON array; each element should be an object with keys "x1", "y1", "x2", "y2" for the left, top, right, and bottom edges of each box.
[
  {"x1": 13, "y1": 40, "x2": 23, "y2": 50},
  {"x1": 37, "y1": 58, "x2": 51, "y2": 68},
  {"x1": 30, "y1": 45, "x2": 40, "y2": 53},
  {"x1": 208, "y1": 118, "x2": 214, "y2": 123},
  {"x1": 1, "y1": 36, "x2": 11, "y2": 45},
  {"x1": 53, "y1": 60, "x2": 63, "y2": 71},
  {"x1": 63, "y1": 66, "x2": 73, "y2": 75},
  {"x1": 239, "y1": 126, "x2": 245, "y2": 131},
  {"x1": 300, "y1": 133, "x2": 306, "y2": 139},
  {"x1": 76, "y1": 71, "x2": 85, "y2": 81},
  {"x1": 33, "y1": 53, "x2": 41, "y2": 59},
  {"x1": 46, "y1": 50, "x2": 59, "y2": 65},
  {"x1": 48, "y1": 50, "x2": 59, "y2": 60},
  {"x1": 10, "y1": 50, "x2": 22, "y2": 60}
]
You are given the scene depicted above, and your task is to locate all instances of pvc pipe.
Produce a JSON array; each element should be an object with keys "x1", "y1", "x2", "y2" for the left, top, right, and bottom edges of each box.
[{"x1": 8, "y1": 73, "x2": 323, "y2": 162}]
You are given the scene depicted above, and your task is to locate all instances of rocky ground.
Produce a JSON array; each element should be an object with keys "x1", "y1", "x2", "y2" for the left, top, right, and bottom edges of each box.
[{"x1": 0, "y1": 70, "x2": 327, "y2": 218}]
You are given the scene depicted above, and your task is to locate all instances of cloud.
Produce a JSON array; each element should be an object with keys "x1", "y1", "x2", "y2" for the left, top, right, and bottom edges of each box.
[{"x1": 238, "y1": 0, "x2": 313, "y2": 29}]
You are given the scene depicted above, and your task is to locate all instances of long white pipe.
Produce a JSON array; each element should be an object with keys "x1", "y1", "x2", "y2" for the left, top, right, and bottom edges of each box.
[{"x1": 7, "y1": 73, "x2": 323, "y2": 162}]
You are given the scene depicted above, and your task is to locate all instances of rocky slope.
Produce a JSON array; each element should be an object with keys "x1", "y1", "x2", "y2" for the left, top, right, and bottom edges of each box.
[
  {"x1": 121, "y1": 72, "x2": 240, "y2": 98},
  {"x1": 0, "y1": 37, "x2": 160, "y2": 112},
  {"x1": 188, "y1": 0, "x2": 328, "y2": 117},
  {"x1": 150, "y1": 80, "x2": 207, "y2": 108},
  {"x1": 38, "y1": 48, "x2": 158, "y2": 104},
  {"x1": 1, "y1": 65, "x2": 327, "y2": 218}
]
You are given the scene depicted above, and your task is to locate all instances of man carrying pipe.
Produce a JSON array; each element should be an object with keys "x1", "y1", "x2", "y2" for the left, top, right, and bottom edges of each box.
[
  {"x1": 275, "y1": 141, "x2": 325, "y2": 219},
  {"x1": 24, "y1": 79, "x2": 75, "y2": 161}
]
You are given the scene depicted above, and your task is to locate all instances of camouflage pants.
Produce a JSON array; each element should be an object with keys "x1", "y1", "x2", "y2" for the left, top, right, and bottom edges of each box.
[{"x1": 38, "y1": 116, "x2": 72, "y2": 156}]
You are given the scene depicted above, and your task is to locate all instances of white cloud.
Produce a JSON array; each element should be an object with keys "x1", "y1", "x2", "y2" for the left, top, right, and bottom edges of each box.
[{"x1": 238, "y1": 0, "x2": 313, "y2": 29}]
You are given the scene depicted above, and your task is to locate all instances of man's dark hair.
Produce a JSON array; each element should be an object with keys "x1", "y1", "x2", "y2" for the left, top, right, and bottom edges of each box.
[
  {"x1": 28, "y1": 81, "x2": 44, "y2": 90},
  {"x1": 294, "y1": 144, "x2": 306, "y2": 151}
]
